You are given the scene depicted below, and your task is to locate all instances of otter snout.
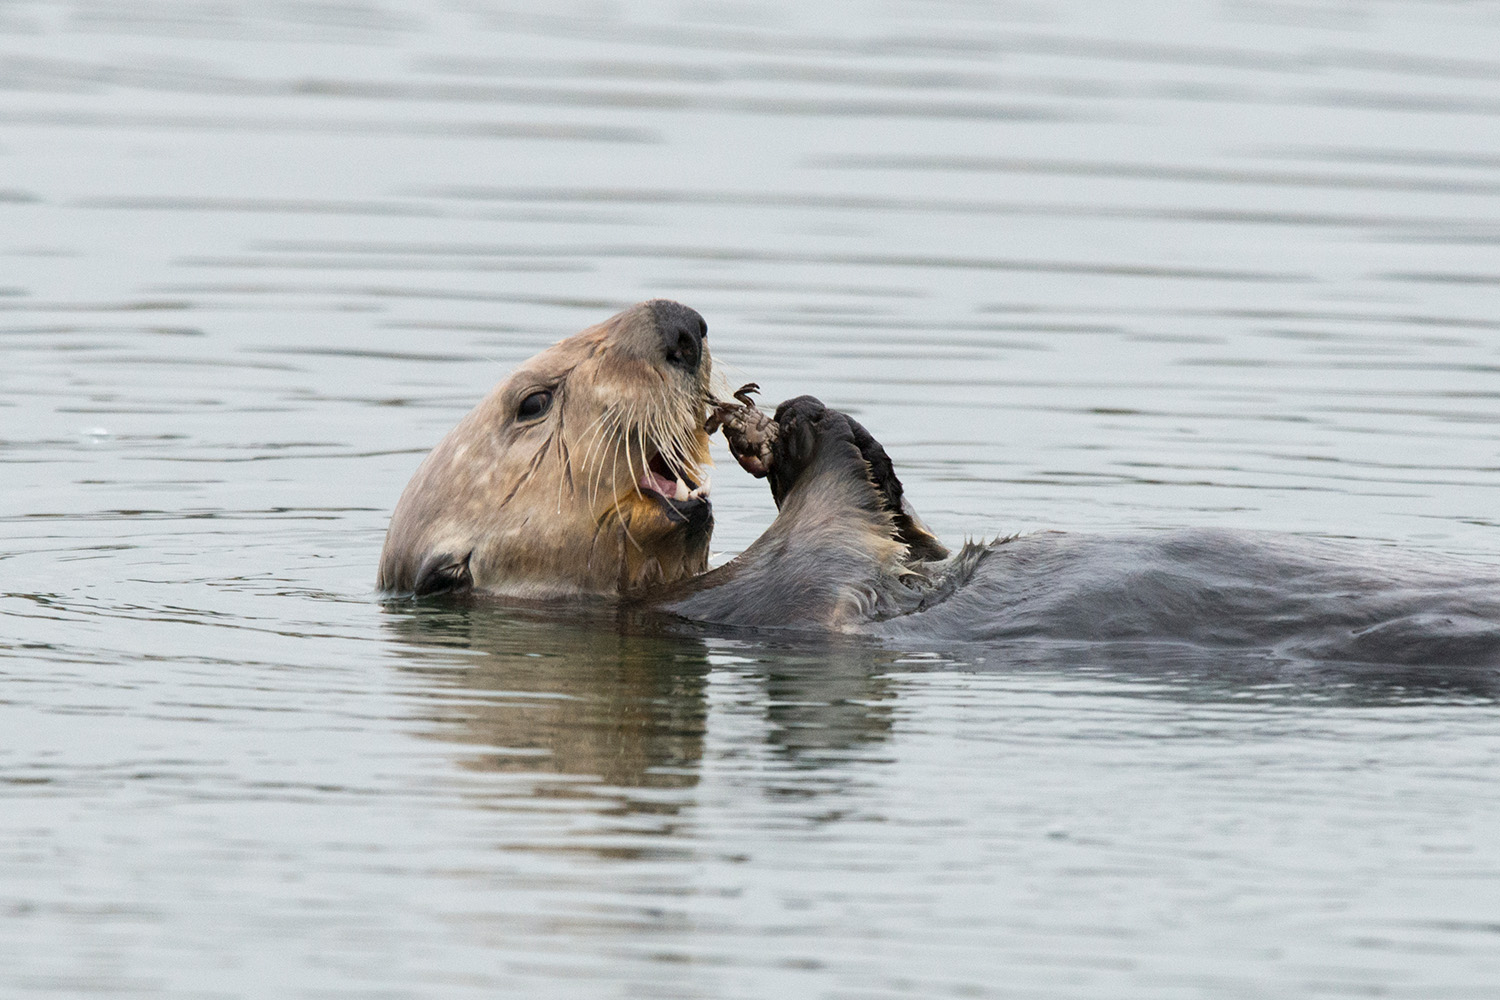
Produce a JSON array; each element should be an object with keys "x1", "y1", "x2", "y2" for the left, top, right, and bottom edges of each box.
[{"x1": 650, "y1": 299, "x2": 708, "y2": 374}]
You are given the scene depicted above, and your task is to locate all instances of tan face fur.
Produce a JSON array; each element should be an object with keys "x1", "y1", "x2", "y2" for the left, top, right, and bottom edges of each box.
[{"x1": 378, "y1": 301, "x2": 719, "y2": 598}]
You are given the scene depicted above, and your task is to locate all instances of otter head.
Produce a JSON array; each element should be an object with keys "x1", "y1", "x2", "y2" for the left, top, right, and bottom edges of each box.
[{"x1": 377, "y1": 300, "x2": 717, "y2": 598}]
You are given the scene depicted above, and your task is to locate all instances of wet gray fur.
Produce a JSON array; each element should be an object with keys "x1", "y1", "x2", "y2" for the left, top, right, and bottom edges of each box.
[{"x1": 661, "y1": 397, "x2": 1500, "y2": 667}]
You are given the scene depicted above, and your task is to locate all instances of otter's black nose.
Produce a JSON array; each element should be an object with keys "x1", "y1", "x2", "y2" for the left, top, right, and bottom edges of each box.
[{"x1": 651, "y1": 299, "x2": 707, "y2": 373}]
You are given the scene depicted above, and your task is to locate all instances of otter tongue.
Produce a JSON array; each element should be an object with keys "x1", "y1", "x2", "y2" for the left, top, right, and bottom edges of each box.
[{"x1": 640, "y1": 467, "x2": 680, "y2": 498}]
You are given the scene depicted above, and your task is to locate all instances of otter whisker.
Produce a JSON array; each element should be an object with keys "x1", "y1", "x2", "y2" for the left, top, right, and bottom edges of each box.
[
  {"x1": 608, "y1": 403, "x2": 632, "y2": 507},
  {"x1": 580, "y1": 417, "x2": 607, "y2": 509},
  {"x1": 582, "y1": 408, "x2": 620, "y2": 511},
  {"x1": 631, "y1": 402, "x2": 649, "y2": 499},
  {"x1": 644, "y1": 390, "x2": 668, "y2": 469},
  {"x1": 635, "y1": 416, "x2": 650, "y2": 501},
  {"x1": 676, "y1": 396, "x2": 701, "y2": 469},
  {"x1": 607, "y1": 412, "x2": 645, "y2": 554},
  {"x1": 650, "y1": 383, "x2": 697, "y2": 485},
  {"x1": 552, "y1": 403, "x2": 571, "y2": 514},
  {"x1": 596, "y1": 410, "x2": 626, "y2": 509},
  {"x1": 578, "y1": 401, "x2": 619, "y2": 465},
  {"x1": 579, "y1": 404, "x2": 624, "y2": 509},
  {"x1": 597, "y1": 431, "x2": 621, "y2": 521},
  {"x1": 615, "y1": 401, "x2": 638, "y2": 500},
  {"x1": 662, "y1": 389, "x2": 689, "y2": 466},
  {"x1": 572, "y1": 409, "x2": 608, "y2": 487},
  {"x1": 669, "y1": 400, "x2": 704, "y2": 481},
  {"x1": 705, "y1": 360, "x2": 737, "y2": 405}
]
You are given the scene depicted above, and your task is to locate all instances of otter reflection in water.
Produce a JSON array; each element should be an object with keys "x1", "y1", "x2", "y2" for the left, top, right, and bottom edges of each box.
[
  {"x1": 382, "y1": 603, "x2": 903, "y2": 803},
  {"x1": 379, "y1": 301, "x2": 1500, "y2": 668}
]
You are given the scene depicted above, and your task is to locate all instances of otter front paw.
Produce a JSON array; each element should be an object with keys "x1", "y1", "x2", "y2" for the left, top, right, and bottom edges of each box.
[
  {"x1": 709, "y1": 391, "x2": 949, "y2": 562},
  {"x1": 710, "y1": 392, "x2": 875, "y2": 507},
  {"x1": 770, "y1": 396, "x2": 950, "y2": 562}
]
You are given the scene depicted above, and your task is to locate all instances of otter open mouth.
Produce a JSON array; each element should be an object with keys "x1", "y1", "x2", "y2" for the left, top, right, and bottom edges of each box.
[{"x1": 639, "y1": 451, "x2": 708, "y2": 504}]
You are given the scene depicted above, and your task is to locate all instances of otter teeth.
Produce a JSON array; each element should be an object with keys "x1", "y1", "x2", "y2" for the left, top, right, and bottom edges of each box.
[{"x1": 638, "y1": 460, "x2": 707, "y2": 502}]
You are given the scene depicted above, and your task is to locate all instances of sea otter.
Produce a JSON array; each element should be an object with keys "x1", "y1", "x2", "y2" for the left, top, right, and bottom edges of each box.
[{"x1": 380, "y1": 300, "x2": 1500, "y2": 666}]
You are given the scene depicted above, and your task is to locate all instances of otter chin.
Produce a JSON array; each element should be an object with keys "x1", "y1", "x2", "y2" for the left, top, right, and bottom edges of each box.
[{"x1": 377, "y1": 299, "x2": 718, "y2": 599}]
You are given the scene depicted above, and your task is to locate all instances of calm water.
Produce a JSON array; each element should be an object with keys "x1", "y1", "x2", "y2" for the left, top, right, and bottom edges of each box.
[{"x1": 4, "y1": 0, "x2": 1500, "y2": 996}]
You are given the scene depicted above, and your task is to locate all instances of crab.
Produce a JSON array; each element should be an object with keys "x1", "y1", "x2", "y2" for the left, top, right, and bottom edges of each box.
[{"x1": 705, "y1": 382, "x2": 778, "y2": 478}]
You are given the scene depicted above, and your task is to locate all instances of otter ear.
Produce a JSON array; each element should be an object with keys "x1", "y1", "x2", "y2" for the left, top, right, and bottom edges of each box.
[{"x1": 412, "y1": 549, "x2": 474, "y2": 596}]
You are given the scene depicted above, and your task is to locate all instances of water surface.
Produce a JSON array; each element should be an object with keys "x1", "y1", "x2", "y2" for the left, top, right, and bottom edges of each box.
[{"x1": 4, "y1": 1, "x2": 1500, "y2": 996}]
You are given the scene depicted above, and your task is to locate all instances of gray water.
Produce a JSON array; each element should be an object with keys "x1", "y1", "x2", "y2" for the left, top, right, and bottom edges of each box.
[{"x1": 4, "y1": 0, "x2": 1500, "y2": 996}]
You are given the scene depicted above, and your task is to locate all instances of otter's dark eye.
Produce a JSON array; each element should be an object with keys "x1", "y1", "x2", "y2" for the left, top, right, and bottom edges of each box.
[{"x1": 517, "y1": 390, "x2": 552, "y2": 421}]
